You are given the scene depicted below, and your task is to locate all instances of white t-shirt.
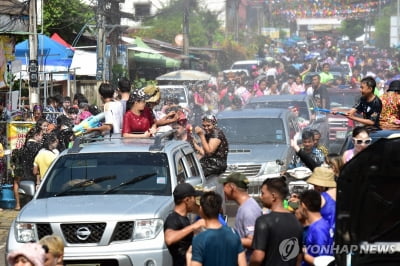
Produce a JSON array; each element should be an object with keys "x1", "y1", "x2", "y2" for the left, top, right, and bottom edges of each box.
[{"x1": 104, "y1": 101, "x2": 123, "y2": 133}]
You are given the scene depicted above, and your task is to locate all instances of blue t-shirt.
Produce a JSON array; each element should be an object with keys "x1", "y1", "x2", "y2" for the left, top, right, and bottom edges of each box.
[
  {"x1": 305, "y1": 218, "x2": 333, "y2": 258},
  {"x1": 192, "y1": 226, "x2": 244, "y2": 266},
  {"x1": 321, "y1": 192, "x2": 336, "y2": 242}
]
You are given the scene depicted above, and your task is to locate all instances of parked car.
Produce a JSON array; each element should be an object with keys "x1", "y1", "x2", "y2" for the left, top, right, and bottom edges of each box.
[
  {"x1": 335, "y1": 136, "x2": 400, "y2": 265},
  {"x1": 217, "y1": 108, "x2": 302, "y2": 197},
  {"x1": 6, "y1": 132, "x2": 217, "y2": 266},
  {"x1": 245, "y1": 94, "x2": 329, "y2": 147}
]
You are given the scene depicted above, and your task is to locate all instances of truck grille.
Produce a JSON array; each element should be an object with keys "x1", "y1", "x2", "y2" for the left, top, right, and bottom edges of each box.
[
  {"x1": 61, "y1": 223, "x2": 106, "y2": 244},
  {"x1": 223, "y1": 164, "x2": 262, "y2": 177},
  {"x1": 111, "y1": 221, "x2": 134, "y2": 241},
  {"x1": 36, "y1": 223, "x2": 53, "y2": 239}
]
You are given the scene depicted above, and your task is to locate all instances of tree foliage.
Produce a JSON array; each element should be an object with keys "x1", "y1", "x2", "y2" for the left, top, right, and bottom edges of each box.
[
  {"x1": 374, "y1": 1, "x2": 397, "y2": 49},
  {"x1": 42, "y1": 0, "x2": 94, "y2": 44},
  {"x1": 340, "y1": 18, "x2": 364, "y2": 41},
  {"x1": 137, "y1": 0, "x2": 221, "y2": 47}
]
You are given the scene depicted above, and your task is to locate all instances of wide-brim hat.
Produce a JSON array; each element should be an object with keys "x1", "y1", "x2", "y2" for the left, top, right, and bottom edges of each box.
[
  {"x1": 388, "y1": 80, "x2": 400, "y2": 92},
  {"x1": 307, "y1": 167, "x2": 336, "y2": 188},
  {"x1": 143, "y1": 85, "x2": 161, "y2": 103}
]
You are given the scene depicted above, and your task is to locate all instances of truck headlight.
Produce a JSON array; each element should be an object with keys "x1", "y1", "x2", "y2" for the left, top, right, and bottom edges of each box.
[
  {"x1": 15, "y1": 223, "x2": 37, "y2": 243},
  {"x1": 133, "y1": 219, "x2": 163, "y2": 240},
  {"x1": 260, "y1": 161, "x2": 281, "y2": 176}
]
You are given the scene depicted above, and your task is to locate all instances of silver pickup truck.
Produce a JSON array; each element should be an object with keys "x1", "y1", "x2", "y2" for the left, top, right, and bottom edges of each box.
[{"x1": 6, "y1": 132, "x2": 217, "y2": 266}]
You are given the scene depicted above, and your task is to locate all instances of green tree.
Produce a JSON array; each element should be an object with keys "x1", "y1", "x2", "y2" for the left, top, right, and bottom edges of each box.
[
  {"x1": 340, "y1": 18, "x2": 365, "y2": 41},
  {"x1": 374, "y1": 1, "x2": 397, "y2": 49},
  {"x1": 138, "y1": 0, "x2": 221, "y2": 47},
  {"x1": 42, "y1": 0, "x2": 94, "y2": 44}
]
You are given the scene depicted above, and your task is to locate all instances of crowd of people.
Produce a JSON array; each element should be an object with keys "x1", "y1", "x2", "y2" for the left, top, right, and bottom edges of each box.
[{"x1": 3, "y1": 32, "x2": 400, "y2": 265}]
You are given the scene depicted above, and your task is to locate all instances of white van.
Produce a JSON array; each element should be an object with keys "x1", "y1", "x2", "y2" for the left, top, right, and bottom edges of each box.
[
  {"x1": 156, "y1": 85, "x2": 190, "y2": 111},
  {"x1": 231, "y1": 60, "x2": 265, "y2": 73}
]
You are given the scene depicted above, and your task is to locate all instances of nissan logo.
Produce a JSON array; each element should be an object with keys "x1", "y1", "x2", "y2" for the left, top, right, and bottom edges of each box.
[
  {"x1": 228, "y1": 164, "x2": 238, "y2": 171},
  {"x1": 76, "y1": 226, "x2": 91, "y2": 241}
]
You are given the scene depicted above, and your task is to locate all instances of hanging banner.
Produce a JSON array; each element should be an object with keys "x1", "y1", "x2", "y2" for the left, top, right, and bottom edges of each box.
[
  {"x1": 0, "y1": 35, "x2": 16, "y2": 89},
  {"x1": 7, "y1": 121, "x2": 36, "y2": 150}
]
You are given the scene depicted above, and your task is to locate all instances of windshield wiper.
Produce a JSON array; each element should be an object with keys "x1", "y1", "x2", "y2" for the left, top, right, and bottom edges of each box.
[
  {"x1": 103, "y1": 172, "x2": 157, "y2": 194},
  {"x1": 55, "y1": 175, "x2": 117, "y2": 196}
]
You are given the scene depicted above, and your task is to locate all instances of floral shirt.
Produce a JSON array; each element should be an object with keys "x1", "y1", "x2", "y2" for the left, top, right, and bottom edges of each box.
[{"x1": 379, "y1": 92, "x2": 400, "y2": 129}]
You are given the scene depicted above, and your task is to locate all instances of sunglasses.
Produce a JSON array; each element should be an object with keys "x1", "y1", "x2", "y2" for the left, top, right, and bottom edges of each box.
[{"x1": 353, "y1": 138, "x2": 372, "y2": 145}]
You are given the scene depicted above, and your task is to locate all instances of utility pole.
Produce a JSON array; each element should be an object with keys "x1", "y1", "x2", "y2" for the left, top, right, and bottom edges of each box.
[
  {"x1": 182, "y1": 0, "x2": 189, "y2": 69},
  {"x1": 108, "y1": 0, "x2": 121, "y2": 83},
  {"x1": 96, "y1": 0, "x2": 106, "y2": 81},
  {"x1": 28, "y1": 0, "x2": 39, "y2": 107}
]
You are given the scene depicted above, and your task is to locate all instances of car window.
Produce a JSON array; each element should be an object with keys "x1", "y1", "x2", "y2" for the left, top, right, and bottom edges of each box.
[
  {"x1": 329, "y1": 90, "x2": 359, "y2": 109},
  {"x1": 37, "y1": 152, "x2": 171, "y2": 198},
  {"x1": 185, "y1": 152, "x2": 200, "y2": 177},
  {"x1": 159, "y1": 87, "x2": 188, "y2": 103},
  {"x1": 219, "y1": 118, "x2": 286, "y2": 144},
  {"x1": 247, "y1": 100, "x2": 310, "y2": 121}
]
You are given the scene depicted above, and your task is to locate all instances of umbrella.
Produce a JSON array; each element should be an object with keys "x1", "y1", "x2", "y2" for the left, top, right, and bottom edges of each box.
[{"x1": 156, "y1": 70, "x2": 211, "y2": 81}]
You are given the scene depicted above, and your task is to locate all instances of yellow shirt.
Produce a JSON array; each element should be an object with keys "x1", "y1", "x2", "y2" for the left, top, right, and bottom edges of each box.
[
  {"x1": 0, "y1": 143, "x2": 3, "y2": 158},
  {"x1": 33, "y1": 149, "x2": 57, "y2": 179}
]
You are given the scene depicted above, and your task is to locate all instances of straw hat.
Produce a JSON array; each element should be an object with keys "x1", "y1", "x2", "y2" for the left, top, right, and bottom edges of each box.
[
  {"x1": 307, "y1": 167, "x2": 336, "y2": 188},
  {"x1": 142, "y1": 85, "x2": 161, "y2": 103}
]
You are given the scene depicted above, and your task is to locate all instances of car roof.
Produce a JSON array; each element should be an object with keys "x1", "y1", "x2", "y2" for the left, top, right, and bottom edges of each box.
[
  {"x1": 158, "y1": 85, "x2": 187, "y2": 89},
  {"x1": 62, "y1": 133, "x2": 189, "y2": 155},
  {"x1": 247, "y1": 94, "x2": 309, "y2": 104},
  {"x1": 217, "y1": 107, "x2": 290, "y2": 119},
  {"x1": 232, "y1": 60, "x2": 262, "y2": 65}
]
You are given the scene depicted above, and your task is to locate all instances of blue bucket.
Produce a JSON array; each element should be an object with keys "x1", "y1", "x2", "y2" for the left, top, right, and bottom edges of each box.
[
  {"x1": 1, "y1": 184, "x2": 15, "y2": 200},
  {"x1": 0, "y1": 184, "x2": 16, "y2": 209}
]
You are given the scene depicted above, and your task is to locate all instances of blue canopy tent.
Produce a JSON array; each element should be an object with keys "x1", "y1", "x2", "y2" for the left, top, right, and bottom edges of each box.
[{"x1": 14, "y1": 34, "x2": 74, "y2": 81}]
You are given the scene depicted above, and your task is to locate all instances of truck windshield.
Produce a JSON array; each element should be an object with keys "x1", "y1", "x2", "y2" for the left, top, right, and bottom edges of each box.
[
  {"x1": 219, "y1": 118, "x2": 286, "y2": 144},
  {"x1": 37, "y1": 152, "x2": 171, "y2": 198}
]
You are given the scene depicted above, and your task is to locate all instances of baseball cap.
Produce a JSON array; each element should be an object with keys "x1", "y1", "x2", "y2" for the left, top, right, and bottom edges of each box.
[
  {"x1": 173, "y1": 183, "x2": 203, "y2": 201},
  {"x1": 219, "y1": 172, "x2": 249, "y2": 189}
]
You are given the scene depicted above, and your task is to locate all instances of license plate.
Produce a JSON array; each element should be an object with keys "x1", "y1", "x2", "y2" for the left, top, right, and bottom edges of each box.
[{"x1": 336, "y1": 131, "x2": 347, "y2": 139}]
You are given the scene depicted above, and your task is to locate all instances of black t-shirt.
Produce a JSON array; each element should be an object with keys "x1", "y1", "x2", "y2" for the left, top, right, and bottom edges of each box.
[
  {"x1": 164, "y1": 211, "x2": 193, "y2": 266},
  {"x1": 252, "y1": 212, "x2": 303, "y2": 266},
  {"x1": 313, "y1": 84, "x2": 330, "y2": 109},
  {"x1": 353, "y1": 95, "x2": 382, "y2": 130}
]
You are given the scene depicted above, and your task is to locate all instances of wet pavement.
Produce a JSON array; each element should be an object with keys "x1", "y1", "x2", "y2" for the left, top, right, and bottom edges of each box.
[{"x1": 0, "y1": 209, "x2": 19, "y2": 266}]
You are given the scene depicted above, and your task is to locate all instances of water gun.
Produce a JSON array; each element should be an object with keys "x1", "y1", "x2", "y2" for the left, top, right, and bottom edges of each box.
[
  {"x1": 73, "y1": 112, "x2": 105, "y2": 136},
  {"x1": 313, "y1": 107, "x2": 346, "y2": 116}
]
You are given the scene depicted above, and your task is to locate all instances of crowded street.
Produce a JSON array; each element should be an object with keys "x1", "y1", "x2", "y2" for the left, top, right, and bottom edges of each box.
[{"x1": 1, "y1": 0, "x2": 400, "y2": 266}]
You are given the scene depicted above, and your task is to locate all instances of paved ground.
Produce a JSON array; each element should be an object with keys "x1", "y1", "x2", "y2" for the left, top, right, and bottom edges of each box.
[{"x1": 0, "y1": 209, "x2": 18, "y2": 266}]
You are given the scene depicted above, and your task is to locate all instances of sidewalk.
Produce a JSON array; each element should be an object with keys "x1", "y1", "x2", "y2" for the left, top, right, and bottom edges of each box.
[{"x1": 0, "y1": 209, "x2": 19, "y2": 266}]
